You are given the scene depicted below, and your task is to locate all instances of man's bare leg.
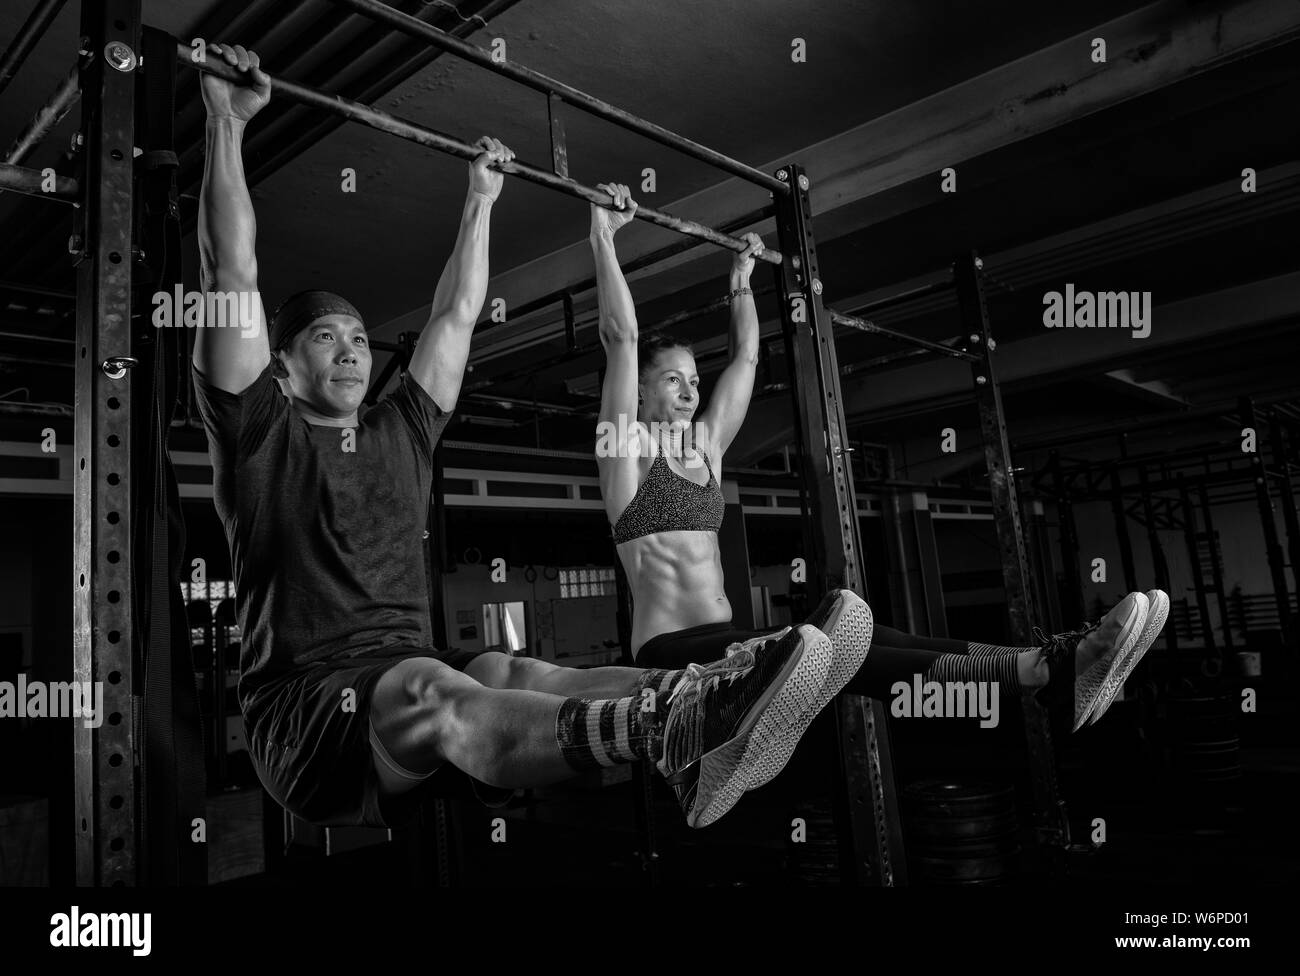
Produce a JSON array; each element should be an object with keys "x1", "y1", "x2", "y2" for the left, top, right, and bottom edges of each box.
[{"x1": 465, "y1": 651, "x2": 659, "y2": 699}]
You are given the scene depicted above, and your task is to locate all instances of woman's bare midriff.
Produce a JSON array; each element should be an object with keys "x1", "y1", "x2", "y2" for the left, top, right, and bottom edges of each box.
[{"x1": 616, "y1": 529, "x2": 731, "y2": 658}]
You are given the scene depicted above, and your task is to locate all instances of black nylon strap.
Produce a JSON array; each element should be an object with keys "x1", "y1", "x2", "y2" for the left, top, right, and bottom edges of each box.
[{"x1": 136, "y1": 26, "x2": 207, "y2": 886}]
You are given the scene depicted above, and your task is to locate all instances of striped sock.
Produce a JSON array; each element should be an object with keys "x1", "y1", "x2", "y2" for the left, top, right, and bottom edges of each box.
[
  {"x1": 929, "y1": 651, "x2": 1022, "y2": 689},
  {"x1": 634, "y1": 668, "x2": 685, "y2": 696},
  {"x1": 967, "y1": 642, "x2": 1033, "y2": 658},
  {"x1": 555, "y1": 692, "x2": 671, "y2": 771}
]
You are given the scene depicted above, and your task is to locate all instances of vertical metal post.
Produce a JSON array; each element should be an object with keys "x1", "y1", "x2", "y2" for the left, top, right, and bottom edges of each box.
[
  {"x1": 1239, "y1": 397, "x2": 1290, "y2": 629},
  {"x1": 613, "y1": 558, "x2": 660, "y2": 885},
  {"x1": 955, "y1": 251, "x2": 1069, "y2": 864},
  {"x1": 1025, "y1": 498, "x2": 1063, "y2": 630},
  {"x1": 1198, "y1": 481, "x2": 1235, "y2": 654},
  {"x1": 72, "y1": 0, "x2": 143, "y2": 887},
  {"x1": 1049, "y1": 451, "x2": 1085, "y2": 626},
  {"x1": 547, "y1": 92, "x2": 568, "y2": 179},
  {"x1": 771, "y1": 163, "x2": 905, "y2": 886},
  {"x1": 1109, "y1": 465, "x2": 1139, "y2": 594},
  {"x1": 1178, "y1": 475, "x2": 1216, "y2": 655},
  {"x1": 1136, "y1": 464, "x2": 1178, "y2": 656},
  {"x1": 561, "y1": 291, "x2": 577, "y2": 352},
  {"x1": 1267, "y1": 411, "x2": 1300, "y2": 601}
]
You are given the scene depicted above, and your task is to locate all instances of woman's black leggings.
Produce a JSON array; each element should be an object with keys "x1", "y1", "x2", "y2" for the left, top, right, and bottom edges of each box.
[{"x1": 636, "y1": 620, "x2": 1022, "y2": 699}]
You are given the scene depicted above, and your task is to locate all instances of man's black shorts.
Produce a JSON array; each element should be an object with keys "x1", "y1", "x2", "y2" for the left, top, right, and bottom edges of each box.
[{"x1": 246, "y1": 644, "x2": 504, "y2": 829}]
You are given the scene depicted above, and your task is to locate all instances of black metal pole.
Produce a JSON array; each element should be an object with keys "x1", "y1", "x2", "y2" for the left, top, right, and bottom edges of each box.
[
  {"x1": 850, "y1": 276, "x2": 954, "y2": 315},
  {"x1": 1268, "y1": 410, "x2": 1300, "y2": 601},
  {"x1": 1136, "y1": 463, "x2": 1178, "y2": 656},
  {"x1": 1198, "y1": 479, "x2": 1235, "y2": 654},
  {"x1": 1239, "y1": 396, "x2": 1291, "y2": 629},
  {"x1": 612, "y1": 557, "x2": 661, "y2": 887},
  {"x1": 1049, "y1": 450, "x2": 1085, "y2": 626},
  {"x1": 1109, "y1": 465, "x2": 1139, "y2": 594},
  {"x1": 324, "y1": 0, "x2": 789, "y2": 195},
  {"x1": 0, "y1": 160, "x2": 79, "y2": 201},
  {"x1": 175, "y1": 43, "x2": 782, "y2": 264},
  {"x1": 1178, "y1": 475, "x2": 1217, "y2": 655},
  {"x1": 503, "y1": 204, "x2": 774, "y2": 324},
  {"x1": 955, "y1": 250, "x2": 1070, "y2": 868},
  {"x1": 772, "y1": 162, "x2": 905, "y2": 887},
  {"x1": 72, "y1": 0, "x2": 142, "y2": 889},
  {"x1": 5, "y1": 62, "x2": 81, "y2": 166},
  {"x1": 829, "y1": 309, "x2": 980, "y2": 362},
  {"x1": 0, "y1": 0, "x2": 71, "y2": 98}
]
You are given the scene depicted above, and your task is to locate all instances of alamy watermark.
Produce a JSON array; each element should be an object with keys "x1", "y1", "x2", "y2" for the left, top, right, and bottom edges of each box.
[
  {"x1": 595, "y1": 414, "x2": 707, "y2": 467},
  {"x1": 0, "y1": 674, "x2": 104, "y2": 728},
  {"x1": 1043, "y1": 285, "x2": 1151, "y2": 339},
  {"x1": 50, "y1": 907, "x2": 151, "y2": 956},
  {"x1": 890, "y1": 676, "x2": 1000, "y2": 728},
  {"x1": 151, "y1": 285, "x2": 262, "y2": 338}
]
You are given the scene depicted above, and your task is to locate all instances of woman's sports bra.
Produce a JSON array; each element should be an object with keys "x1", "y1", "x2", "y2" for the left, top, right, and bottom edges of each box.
[{"x1": 611, "y1": 446, "x2": 725, "y2": 544}]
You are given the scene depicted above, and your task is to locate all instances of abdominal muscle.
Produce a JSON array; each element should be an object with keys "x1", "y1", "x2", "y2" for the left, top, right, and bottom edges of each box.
[{"x1": 617, "y1": 529, "x2": 731, "y2": 659}]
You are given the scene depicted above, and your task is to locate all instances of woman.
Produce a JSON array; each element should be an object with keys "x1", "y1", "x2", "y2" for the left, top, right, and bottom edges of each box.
[{"x1": 590, "y1": 183, "x2": 1168, "y2": 733}]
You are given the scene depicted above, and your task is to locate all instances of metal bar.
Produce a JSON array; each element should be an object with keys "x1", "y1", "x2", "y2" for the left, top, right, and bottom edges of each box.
[
  {"x1": 0, "y1": 0, "x2": 70, "y2": 98},
  {"x1": 0, "y1": 160, "x2": 79, "y2": 201},
  {"x1": 1109, "y1": 466, "x2": 1139, "y2": 595},
  {"x1": 843, "y1": 343, "x2": 950, "y2": 375},
  {"x1": 561, "y1": 292, "x2": 576, "y2": 350},
  {"x1": 1268, "y1": 410, "x2": 1300, "y2": 598},
  {"x1": 500, "y1": 204, "x2": 775, "y2": 324},
  {"x1": 1049, "y1": 451, "x2": 1085, "y2": 626},
  {"x1": 0, "y1": 277, "x2": 75, "y2": 299},
  {"x1": 772, "y1": 161, "x2": 904, "y2": 887},
  {"x1": 73, "y1": 0, "x2": 141, "y2": 888},
  {"x1": 5, "y1": 61, "x2": 81, "y2": 165},
  {"x1": 1178, "y1": 475, "x2": 1217, "y2": 654},
  {"x1": 956, "y1": 250, "x2": 1069, "y2": 868},
  {"x1": 612, "y1": 557, "x2": 660, "y2": 887},
  {"x1": 547, "y1": 92, "x2": 568, "y2": 179},
  {"x1": 1239, "y1": 396, "x2": 1291, "y2": 628},
  {"x1": 642, "y1": 283, "x2": 778, "y2": 334},
  {"x1": 324, "y1": 0, "x2": 789, "y2": 195},
  {"x1": 1011, "y1": 394, "x2": 1300, "y2": 454},
  {"x1": 1137, "y1": 464, "x2": 1178, "y2": 657},
  {"x1": 176, "y1": 43, "x2": 782, "y2": 264},
  {"x1": 851, "y1": 276, "x2": 954, "y2": 315},
  {"x1": 1198, "y1": 479, "x2": 1235, "y2": 654},
  {"x1": 829, "y1": 309, "x2": 979, "y2": 362}
]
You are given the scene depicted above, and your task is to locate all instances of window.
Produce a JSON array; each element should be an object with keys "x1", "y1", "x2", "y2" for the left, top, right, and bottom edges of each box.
[
  {"x1": 558, "y1": 567, "x2": 615, "y2": 599},
  {"x1": 180, "y1": 580, "x2": 236, "y2": 621}
]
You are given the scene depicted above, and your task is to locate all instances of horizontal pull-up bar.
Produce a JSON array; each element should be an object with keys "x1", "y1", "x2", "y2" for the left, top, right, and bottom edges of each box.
[
  {"x1": 828, "y1": 309, "x2": 979, "y2": 362},
  {"x1": 176, "y1": 44, "x2": 783, "y2": 265},
  {"x1": 0, "y1": 161, "x2": 78, "y2": 201},
  {"x1": 324, "y1": 0, "x2": 789, "y2": 197}
]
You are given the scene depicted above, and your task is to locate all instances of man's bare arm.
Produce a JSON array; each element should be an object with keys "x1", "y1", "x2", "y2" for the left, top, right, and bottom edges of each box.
[
  {"x1": 193, "y1": 43, "x2": 271, "y2": 395},
  {"x1": 406, "y1": 137, "x2": 513, "y2": 414}
]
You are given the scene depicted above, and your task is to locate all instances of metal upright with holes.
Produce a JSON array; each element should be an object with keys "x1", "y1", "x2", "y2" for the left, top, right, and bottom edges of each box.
[
  {"x1": 954, "y1": 251, "x2": 1071, "y2": 869},
  {"x1": 771, "y1": 164, "x2": 906, "y2": 886},
  {"x1": 71, "y1": 0, "x2": 144, "y2": 887}
]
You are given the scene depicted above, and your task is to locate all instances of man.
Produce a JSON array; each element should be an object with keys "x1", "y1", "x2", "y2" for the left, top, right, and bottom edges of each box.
[{"x1": 191, "y1": 43, "x2": 847, "y2": 831}]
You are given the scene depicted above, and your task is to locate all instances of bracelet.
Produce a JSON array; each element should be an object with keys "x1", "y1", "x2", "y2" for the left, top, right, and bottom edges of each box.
[{"x1": 726, "y1": 287, "x2": 753, "y2": 302}]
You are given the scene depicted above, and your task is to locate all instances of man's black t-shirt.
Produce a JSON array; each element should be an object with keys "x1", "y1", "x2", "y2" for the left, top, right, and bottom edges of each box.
[{"x1": 192, "y1": 360, "x2": 451, "y2": 726}]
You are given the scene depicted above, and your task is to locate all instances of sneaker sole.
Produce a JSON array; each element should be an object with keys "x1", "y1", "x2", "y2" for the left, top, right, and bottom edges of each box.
[
  {"x1": 733, "y1": 590, "x2": 875, "y2": 794},
  {"x1": 691, "y1": 624, "x2": 835, "y2": 827},
  {"x1": 1086, "y1": 589, "x2": 1169, "y2": 725},
  {"x1": 1073, "y1": 593, "x2": 1148, "y2": 733}
]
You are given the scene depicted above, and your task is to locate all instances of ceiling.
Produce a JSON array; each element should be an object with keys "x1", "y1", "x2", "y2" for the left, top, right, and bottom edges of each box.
[{"x1": 2, "y1": 0, "x2": 1298, "y2": 478}]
